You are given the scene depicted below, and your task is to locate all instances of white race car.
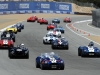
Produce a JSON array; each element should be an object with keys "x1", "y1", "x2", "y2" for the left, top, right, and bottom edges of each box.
[
  {"x1": 47, "y1": 30, "x2": 61, "y2": 37},
  {"x1": 43, "y1": 34, "x2": 58, "y2": 44}
]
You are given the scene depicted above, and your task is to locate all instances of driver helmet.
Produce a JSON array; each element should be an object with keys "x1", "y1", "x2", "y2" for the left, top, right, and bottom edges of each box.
[
  {"x1": 89, "y1": 41, "x2": 94, "y2": 47},
  {"x1": 50, "y1": 52, "x2": 55, "y2": 55},
  {"x1": 20, "y1": 43, "x2": 24, "y2": 46},
  {"x1": 62, "y1": 37, "x2": 65, "y2": 39}
]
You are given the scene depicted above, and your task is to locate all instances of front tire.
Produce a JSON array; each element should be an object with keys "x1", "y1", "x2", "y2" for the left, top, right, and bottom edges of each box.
[
  {"x1": 60, "y1": 64, "x2": 64, "y2": 70},
  {"x1": 25, "y1": 52, "x2": 29, "y2": 59},
  {"x1": 36, "y1": 61, "x2": 40, "y2": 68}
]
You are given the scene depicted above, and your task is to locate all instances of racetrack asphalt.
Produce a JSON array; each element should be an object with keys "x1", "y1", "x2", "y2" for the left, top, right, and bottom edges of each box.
[{"x1": 0, "y1": 16, "x2": 100, "y2": 75}]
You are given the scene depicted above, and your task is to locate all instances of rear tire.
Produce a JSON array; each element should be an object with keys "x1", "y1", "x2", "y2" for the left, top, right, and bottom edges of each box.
[
  {"x1": 60, "y1": 64, "x2": 64, "y2": 70},
  {"x1": 36, "y1": 61, "x2": 40, "y2": 68},
  {"x1": 25, "y1": 52, "x2": 29, "y2": 59}
]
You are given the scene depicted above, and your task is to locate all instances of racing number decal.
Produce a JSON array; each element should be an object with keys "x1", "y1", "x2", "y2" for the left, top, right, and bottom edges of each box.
[{"x1": 3, "y1": 40, "x2": 8, "y2": 44}]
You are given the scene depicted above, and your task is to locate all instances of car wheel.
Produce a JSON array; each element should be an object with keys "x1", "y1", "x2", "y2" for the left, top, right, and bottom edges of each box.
[
  {"x1": 15, "y1": 32, "x2": 17, "y2": 34},
  {"x1": 36, "y1": 61, "x2": 40, "y2": 68},
  {"x1": 47, "y1": 28, "x2": 49, "y2": 30},
  {"x1": 25, "y1": 52, "x2": 29, "y2": 59},
  {"x1": 43, "y1": 40, "x2": 46, "y2": 44},
  {"x1": 13, "y1": 38, "x2": 15, "y2": 42},
  {"x1": 40, "y1": 23, "x2": 42, "y2": 25},
  {"x1": 81, "y1": 52, "x2": 84, "y2": 57},
  {"x1": 78, "y1": 49, "x2": 81, "y2": 56},
  {"x1": 66, "y1": 45, "x2": 69, "y2": 50},
  {"x1": 60, "y1": 64, "x2": 64, "y2": 70},
  {"x1": 40, "y1": 64, "x2": 45, "y2": 70},
  {"x1": 9, "y1": 51, "x2": 13, "y2": 58},
  {"x1": 52, "y1": 45, "x2": 55, "y2": 49}
]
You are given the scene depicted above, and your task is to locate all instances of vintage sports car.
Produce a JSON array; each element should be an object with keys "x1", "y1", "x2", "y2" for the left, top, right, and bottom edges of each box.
[
  {"x1": 63, "y1": 17, "x2": 71, "y2": 23},
  {"x1": 27, "y1": 16, "x2": 38, "y2": 22},
  {"x1": 0, "y1": 37, "x2": 14, "y2": 48},
  {"x1": 54, "y1": 26, "x2": 65, "y2": 33},
  {"x1": 6, "y1": 27, "x2": 17, "y2": 34},
  {"x1": 8, "y1": 44, "x2": 29, "y2": 58},
  {"x1": 14, "y1": 23, "x2": 24, "y2": 30},
  {"x1": 78, "y1": 42, "x2": 100, "y2": 57},
  {"x1": 47, "y1": 30, "x2": 61, "y2": 37},
  {"x1": 43, "y1": 33, "x2": 58, "y2": 44},
  {"x1": 52, "y1": 18, "x2": 60, "y2": 23},
  {"x1": 38, "y1": 18, "x2": 48, "y2": 24},
  {"x1": 47, "y1": 23, "x2": 57, "y2": 30},
  {"x1": 36, "y1": 52, "x2": 64, "y2": 70},
  {"x1": 1, "y1": 31, "x2": 15, "y2": 42},
  {"x1": 51, "y1": 37, "x2": 69, "y2": 49}
]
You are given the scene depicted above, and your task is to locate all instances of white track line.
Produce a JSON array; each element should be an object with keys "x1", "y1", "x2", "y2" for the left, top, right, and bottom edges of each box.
[
  {"x1": 71, "y1": 20, "x2": 100, "y2": 36},
  {"x1": 87, "y1": 22, "x2": 100, "y2": 31},
  {"x1": 66, "y1": 20, "x2": 100, "y2": 46}
]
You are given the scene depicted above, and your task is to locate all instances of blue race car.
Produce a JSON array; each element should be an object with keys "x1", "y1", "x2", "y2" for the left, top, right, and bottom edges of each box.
[
  {"x1": 15, "y1": 23, "x2": 24, "y2": 29},
  {"x1": 52, "y1": 18, "x2": 60, "y2": 24},
  {"x1": 51, "y1": 37, "x2": 69, "y2": 50},
  {"x1": 54, "y1": 26, "x2": 65, "y2": 33},
  {"x1": 78, "y1": 42, "x2": 100, "y2": 57},
  {"x1": 36, "y1": 52, "x2": 64, "y2": 70}
]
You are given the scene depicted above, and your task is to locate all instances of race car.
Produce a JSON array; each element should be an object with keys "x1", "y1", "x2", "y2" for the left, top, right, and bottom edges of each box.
[
  {"x1": 36, "y1": 52, "x2": 64, "y2": 70},
  {"x1": 47, "y1": 30, "x2": 61, "y2": 37},
  {"x1": 8, "y1": 44, "x2": 29, "y2": 58},
  {"x1": 38, "y1": 18, "x2": 48, "y2": 24},
  {"x1": 51, "y1": 37, "x2": 69, "y2": 49},
  {"x1": 14, "y1": 23, "x2": 24, "y2": 29},
  {"x1": 47, "y1": 23, "x2": 57, "y2": 30},
  {"x1": 6, "y1": 27, "x2": 17, "y2": 34},
  {"x1": 27, "y1": 15, "x2": 38, "y2": 22},
  {"x1": 63, "y1": 17, "x2": 71, "y2": 23},
  {"x1": 52, "y1": 18, "x2": 60, "y2": 24},
  {"x1": 0, "y1": 37, "x2": 14, "y2": 49},
  {"x1": 54, "y1": 26, "x2": 65, "y2": 33},
  {"x1": 43, "y1": 33, "x2": 58, "y2": 44},
  {"x1": 1, "y1": 31, "x2": 15, "y2": 42},
  {"x1": 78, "y1": 42, "x2": 100, "y2": 57}
]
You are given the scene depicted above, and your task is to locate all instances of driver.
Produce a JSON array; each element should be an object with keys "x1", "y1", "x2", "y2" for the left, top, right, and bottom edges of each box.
[
  {"x1": 88, "y1": 41, "x2": 94, "y2": 47},
  {"x1": 50, "y1": 52, "x2": 55, "y2": 56},
  {"x1": 20, "y1": 43, "x2": 25, "y2": 47}
]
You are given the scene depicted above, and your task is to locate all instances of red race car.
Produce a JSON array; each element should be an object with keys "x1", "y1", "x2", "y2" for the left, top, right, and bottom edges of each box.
[
  {"x1": 37, "y1": 18, "x2": 48, "y2": 24},
  {"x1": 0, "y1": 37, "x2": 14, "y2": 48},
  {"x1": 27, "y1": 16, "x2": 38, "y2": 22},
  {"x1": 47, "y1": 23, "x2": 57, "y2": 30},
  {"x1": 63, "y1": 17, "x2": 71, "y2": 23}
]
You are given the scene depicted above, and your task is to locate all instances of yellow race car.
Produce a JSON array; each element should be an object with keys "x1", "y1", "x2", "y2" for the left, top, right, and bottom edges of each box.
[{"x1": 6, "y1": 27, "x2": 17, "y2": 34}]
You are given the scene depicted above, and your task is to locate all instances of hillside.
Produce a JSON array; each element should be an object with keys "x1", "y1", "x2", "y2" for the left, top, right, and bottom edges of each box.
[{"x1": 72, "y1": 3, "x2": 95, "y2": 13}]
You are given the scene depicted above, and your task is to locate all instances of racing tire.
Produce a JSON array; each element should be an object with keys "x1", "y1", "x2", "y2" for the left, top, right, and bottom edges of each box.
[
  {"x1": 25, "y1": 52, "x2": 29, "y2": 59},
  {"x1": 22, "y1": 27, "x2": 24, "y2": 29},
  {"x1": 66, "y1": 45, "x2": 69, "y2": 50},
  {"x1": 60, "y1": 64, "x2": 64, "y2": 70},
  {"x1": 40, "y1": 64, "x2": 45, "y2": 70},
  {"x1": 13, "y1": 38, "x2": 15, "y2": 42},
  {"x1": 9, "y1": 51, "x2": 13, "y2": 59},
  {"x1": 15, "y1": 32, "x2": 17, "y2": 34},
  {"x1": 78, "y1": 49, "x2": 81, "y2": 56},
  {"x1": 47, "y1": 28, "x2": 49, "y2": 30},
  {"x1": 40, "y1": 23, "x2": 42, "y2": 25},
  {"x1": 43, "y1": 40, "x2": 46, "y2": 44},
  {"x1": 81, "y1": 52, "x2": 84, "y2": 57},
  {"x1": 36, "y1": 61, "x2": 40, "y2": 68},
  {"x1": 52, "y1": 45, "x2": 55, "y2": 49}
]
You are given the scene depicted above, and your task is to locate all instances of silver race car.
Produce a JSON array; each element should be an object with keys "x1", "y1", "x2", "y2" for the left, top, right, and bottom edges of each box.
[{"x1": 43, "y1": 33, "x2": 58, "y2": 44}]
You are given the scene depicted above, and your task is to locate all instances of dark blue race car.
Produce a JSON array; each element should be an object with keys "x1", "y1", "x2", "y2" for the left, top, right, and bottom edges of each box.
[
  {"x1": 52, "y1": 18, "x2": 60, "y2": 24},
  {"x1": 8, "y1": 45, "x2": 29, "y2": 58},
  {"x1": 78, "y1": 42, "x2": 100, "y2": 57},
  {"x1": 54, "y1": 26, "x2": 65, "y2": 33},
  {"x1": 14, "y1": 23, "x2": 24, "y2": 32},
  {"x1": 36, "y1": 52, "x2": 64, "y2": 70},
  {"x1": 51, "y1": 37, "x2": 69, "y2": 50}
]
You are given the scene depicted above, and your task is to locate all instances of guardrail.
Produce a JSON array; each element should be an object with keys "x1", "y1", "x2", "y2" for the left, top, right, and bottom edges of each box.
[{"x1": 0, "y1": 2, "x2": 75, "y2": 14}]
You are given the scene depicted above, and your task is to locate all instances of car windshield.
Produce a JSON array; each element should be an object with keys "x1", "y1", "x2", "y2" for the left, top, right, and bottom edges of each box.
[{"x1": 1, "y1": 37, "x2": 11, "y2": 40}]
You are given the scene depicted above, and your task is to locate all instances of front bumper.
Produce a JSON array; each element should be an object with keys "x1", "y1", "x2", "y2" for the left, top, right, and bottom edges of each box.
[
  {"x1": 82, "y1": 52, "x2": 100, "y2": 56},
  {"x1": 42, "y1": 63, "x2": 64, "y2": 69},
  {"x1": 52, "y1": 44, "x2": 68, "y2": 48}
]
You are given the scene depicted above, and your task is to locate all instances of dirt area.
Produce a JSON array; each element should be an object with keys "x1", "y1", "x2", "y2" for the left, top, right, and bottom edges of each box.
[
  {"x1": 0, "y1": 14, "x2": 85, "y2": 29},
  {"x1": 72, "y1": 3, "x2": 95, "y2": 13},
  {"x1": 86, "y1": 36, "x2": 100, "y2": 43}
]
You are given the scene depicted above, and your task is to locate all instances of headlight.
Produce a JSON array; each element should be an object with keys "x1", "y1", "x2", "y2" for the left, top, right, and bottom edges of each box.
[
  {"x1": 97, "y1": 50, "x2": 100, "y2": 52},
  {"x1": 45, "y1": 61, "x2": 48, "y2": 63},
  {"x1": 84, "y1": 50, "x2": 87, "y2": 52},
  {"x1": 60, "y1": 61, "x2": 64, "y2": 63}
]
